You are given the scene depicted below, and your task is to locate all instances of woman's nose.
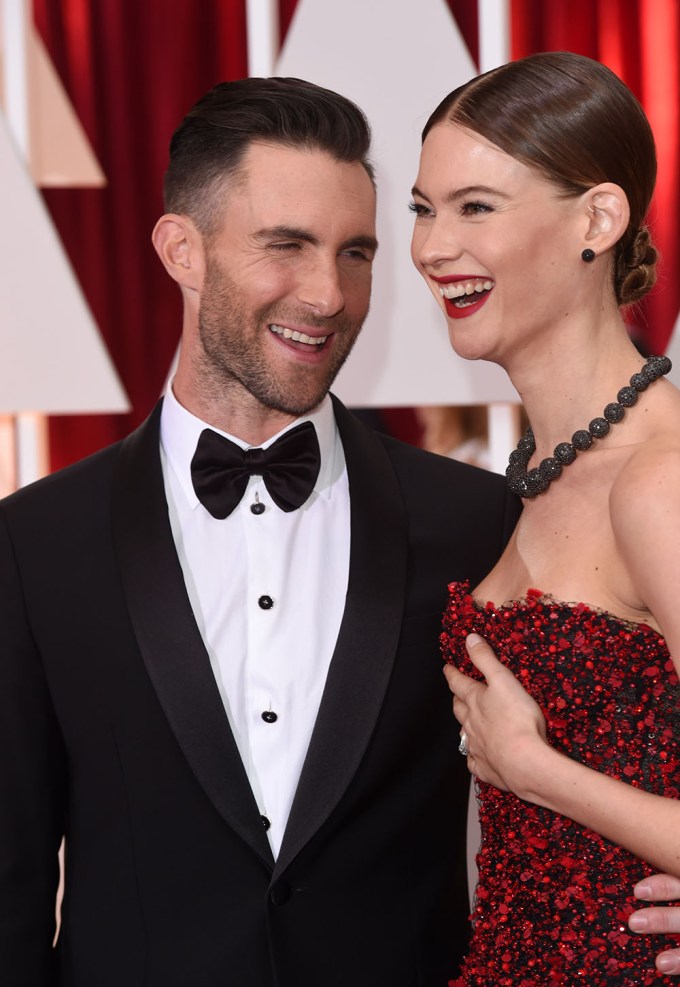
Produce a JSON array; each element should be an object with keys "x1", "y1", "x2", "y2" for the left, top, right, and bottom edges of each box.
[{"x1": 412, "y1": 220, "x2": 464, "y2": 271}]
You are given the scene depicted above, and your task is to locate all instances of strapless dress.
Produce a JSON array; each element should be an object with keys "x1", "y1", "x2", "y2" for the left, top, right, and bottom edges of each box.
[{"x1": 442, "y1": 580, "x2": 680, "y2": 986}]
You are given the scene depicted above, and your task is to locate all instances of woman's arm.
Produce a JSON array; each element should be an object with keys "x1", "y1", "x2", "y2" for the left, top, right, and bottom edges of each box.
[{"x1": 610, "y1": 444, "x2": 680, "y2": 666}]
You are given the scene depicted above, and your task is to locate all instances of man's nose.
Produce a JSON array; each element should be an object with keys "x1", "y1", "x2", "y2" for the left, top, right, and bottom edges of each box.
[{"x1": 296, "y1": 256, "x2": 345, "y2": 317}]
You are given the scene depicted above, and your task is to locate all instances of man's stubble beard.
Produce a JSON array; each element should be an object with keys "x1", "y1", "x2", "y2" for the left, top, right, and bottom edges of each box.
[{"x1": 196, "y1": 267, "x2": 365, "y2": 418}]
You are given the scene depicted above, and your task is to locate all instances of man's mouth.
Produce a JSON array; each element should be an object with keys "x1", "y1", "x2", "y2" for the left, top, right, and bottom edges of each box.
[
  {"x1": 438, "y1": 278, "x2": 495, "y2": 309},
  {"x1": 269, "y1": 324, "x2": 329, "y2": 348}
]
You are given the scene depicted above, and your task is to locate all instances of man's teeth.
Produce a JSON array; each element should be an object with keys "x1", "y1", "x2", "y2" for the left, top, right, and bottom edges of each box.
[
  {"x1": 439, "y1": 279, "x2": 494, "y2": 301},
  {"x1": 269, "y1": 324, "x2": 328, "y2": 345}
]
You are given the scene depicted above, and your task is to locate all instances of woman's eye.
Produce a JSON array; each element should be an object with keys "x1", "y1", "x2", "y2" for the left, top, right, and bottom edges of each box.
[
  {"x1": 408, "y1": 201, "x2": 432, "y2": 218},
  {"x1": 460, "y1": 201, "x2": 493, "y2": 217}
]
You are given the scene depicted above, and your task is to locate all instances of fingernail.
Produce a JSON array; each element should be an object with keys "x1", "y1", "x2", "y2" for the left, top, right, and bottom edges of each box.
[
  {"x1": 628, "y1": 914, "x2": 648, "y2": 931},
  {"x1": 466, "y1": 633, "x2": 483, "y2": 646},
  {"x1": 658, "y1": 955, "x2": 680, "y2": 974},
  {"x1": 634, "y1": 882, "x2": 652, "y2": 898}
]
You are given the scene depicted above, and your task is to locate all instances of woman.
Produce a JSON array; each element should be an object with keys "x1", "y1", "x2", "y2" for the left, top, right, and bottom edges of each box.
[{"x1": 410, "y1": 51, "x2": 680, "y2": 984}]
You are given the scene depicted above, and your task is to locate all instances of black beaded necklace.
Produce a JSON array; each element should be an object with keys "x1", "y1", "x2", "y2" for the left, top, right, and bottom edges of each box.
[{"x1": 506, "y1": 355, "x2": 673, "y2": 498}]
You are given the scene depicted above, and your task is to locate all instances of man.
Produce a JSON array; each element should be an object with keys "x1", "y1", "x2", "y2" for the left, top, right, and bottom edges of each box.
[{"x1": 0, "y1": 78, "x2": 518, "y2": 986}]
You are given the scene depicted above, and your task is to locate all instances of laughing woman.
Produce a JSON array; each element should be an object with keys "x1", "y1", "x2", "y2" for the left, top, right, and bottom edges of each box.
[{"x1": 411, "y1": 51, "x2": 680, "y2": 985}]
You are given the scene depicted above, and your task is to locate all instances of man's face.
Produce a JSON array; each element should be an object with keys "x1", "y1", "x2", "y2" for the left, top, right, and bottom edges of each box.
[{"x1": 196, "y1": 141, "x2": 377, "y2": 418}]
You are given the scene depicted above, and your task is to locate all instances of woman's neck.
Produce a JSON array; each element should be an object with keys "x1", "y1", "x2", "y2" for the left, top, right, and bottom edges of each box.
[{"x1": 505, "y1": 322, "x2": 645, "y2": 460}]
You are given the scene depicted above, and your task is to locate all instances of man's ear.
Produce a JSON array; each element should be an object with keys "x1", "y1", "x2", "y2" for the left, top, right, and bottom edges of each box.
[
  {"x1": 152, "y1": 214, "x2": 205, "y2": 291},
  {"x1": 582, "y1": 182, "x2": 630, "y2": 253}
]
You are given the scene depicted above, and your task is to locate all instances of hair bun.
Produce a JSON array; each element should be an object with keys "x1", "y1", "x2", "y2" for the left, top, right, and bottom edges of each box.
[{"x1": 617, "y1": 226, "x2": 658, "y2": 305}]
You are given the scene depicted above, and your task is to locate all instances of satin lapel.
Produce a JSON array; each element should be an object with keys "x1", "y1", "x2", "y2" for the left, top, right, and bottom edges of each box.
[
  {"x1": 274, "y1": 397, "x2": 408, "y2": 877},
  {"x1": 112, "y1": 403, "x2": 274, "y2": 868}
]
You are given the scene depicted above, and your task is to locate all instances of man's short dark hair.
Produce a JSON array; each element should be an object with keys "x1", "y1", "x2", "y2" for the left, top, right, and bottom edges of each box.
[{"x1": 163, "y1": 77, "x2": 374, "y2": 234}]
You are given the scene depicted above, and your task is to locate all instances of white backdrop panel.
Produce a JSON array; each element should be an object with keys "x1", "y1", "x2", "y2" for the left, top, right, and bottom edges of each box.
[
  {"x1": 0, "y1": 111, "x2": 128, "y2": 414},
  {"x1": 665, "y1": 312, "x2": 680, "y2": 387}
]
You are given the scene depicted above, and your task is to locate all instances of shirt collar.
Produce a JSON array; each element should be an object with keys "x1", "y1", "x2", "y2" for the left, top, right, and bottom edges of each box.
[{"x1": 160, "y1": 383, "x2": 342, "y2": 511}]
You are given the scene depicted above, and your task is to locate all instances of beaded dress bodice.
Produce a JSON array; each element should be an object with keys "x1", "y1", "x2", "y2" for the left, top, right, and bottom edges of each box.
[{"x1": 442, "y1": 581, "x2": 680, "y2": 986}]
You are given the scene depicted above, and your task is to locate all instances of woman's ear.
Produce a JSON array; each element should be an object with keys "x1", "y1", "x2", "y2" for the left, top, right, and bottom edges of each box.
[
  {"x1": 152, "y1": 214, "x2": 205, "y2": 291},
  {"x1": 582, "y1": 182, "x2": 630, "y2": 253}
]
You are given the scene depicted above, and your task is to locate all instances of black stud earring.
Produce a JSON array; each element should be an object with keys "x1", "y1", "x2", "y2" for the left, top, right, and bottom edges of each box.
[{"x1": 581, "y1": 248, "x2": 596, "y2": 263}]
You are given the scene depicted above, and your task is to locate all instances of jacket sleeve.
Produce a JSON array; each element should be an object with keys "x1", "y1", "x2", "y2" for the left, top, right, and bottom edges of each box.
[{"x1": 0, "y1": 508, "x2": 65, "y2": 984}]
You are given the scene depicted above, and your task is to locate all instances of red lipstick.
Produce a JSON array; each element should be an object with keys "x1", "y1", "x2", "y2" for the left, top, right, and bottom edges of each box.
[{"x1": 430, "y1": 274, "x2": 495, "y2": 320}]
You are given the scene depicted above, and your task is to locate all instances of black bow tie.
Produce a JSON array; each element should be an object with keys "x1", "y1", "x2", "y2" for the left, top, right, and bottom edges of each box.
[{"x1": 190, "y1": 420, "x2": 321, "y2": 519}]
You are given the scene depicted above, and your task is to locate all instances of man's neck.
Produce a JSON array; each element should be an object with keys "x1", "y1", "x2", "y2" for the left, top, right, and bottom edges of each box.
[{"x1": 171, "y1": 379, "x2": 305, "y2": 446}]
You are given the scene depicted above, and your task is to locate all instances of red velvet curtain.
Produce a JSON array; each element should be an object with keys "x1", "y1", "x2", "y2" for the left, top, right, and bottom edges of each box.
[
  {"x1": 511, "y1": 0, "x2": 680, "y2": 357},
  {"x1": 35, "y1": 0, "x2": 677, "y2": 469}
]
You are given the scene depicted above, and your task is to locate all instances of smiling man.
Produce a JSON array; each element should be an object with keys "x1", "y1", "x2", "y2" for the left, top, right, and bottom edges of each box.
[
  {"x1": 158, "y1": 137, "x2": 377, "y2": 440},
  {"x1": 0, "y1": 78, "x2": 519, "y2": 986}
]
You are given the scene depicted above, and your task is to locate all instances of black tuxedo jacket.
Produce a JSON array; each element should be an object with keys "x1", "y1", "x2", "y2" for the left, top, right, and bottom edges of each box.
[{"x1": 0, "y1": 397, "x2": 519, "y2": 987}]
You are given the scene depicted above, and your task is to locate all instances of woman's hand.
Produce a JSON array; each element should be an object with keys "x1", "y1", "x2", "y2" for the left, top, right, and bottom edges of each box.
[
  {"x1": 446, "y1": 639, "x2": 680, "y2": 877},
  {"x1": 443, "y1": 633, "x2": 549, "y2": 794},
  {"x1": 629, "y1": 874, "x2": 680, "y2": 975}
]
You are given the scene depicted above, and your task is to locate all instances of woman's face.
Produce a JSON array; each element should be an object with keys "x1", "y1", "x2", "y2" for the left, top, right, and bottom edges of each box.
[{"x1": 411, "y1": 122, "x2": 585, "y2": 367}]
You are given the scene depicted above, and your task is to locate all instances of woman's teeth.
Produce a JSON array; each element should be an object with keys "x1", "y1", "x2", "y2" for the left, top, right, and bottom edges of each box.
[{"x1": 439, "y1": 279, "x2": 494, "y2": 307}]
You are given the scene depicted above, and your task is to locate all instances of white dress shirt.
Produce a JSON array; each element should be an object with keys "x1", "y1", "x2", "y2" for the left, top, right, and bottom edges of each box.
[{"x1": 160, "y1": 387, "x2": 350, "y2": 857}]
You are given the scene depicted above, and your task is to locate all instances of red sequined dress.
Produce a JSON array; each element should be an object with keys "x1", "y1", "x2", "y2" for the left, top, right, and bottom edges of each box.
[{"x1": 442, "y1": 580, "x2": 680, "y2": 987}]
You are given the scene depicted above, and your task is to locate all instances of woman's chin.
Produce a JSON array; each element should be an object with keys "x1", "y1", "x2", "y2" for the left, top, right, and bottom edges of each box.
[{"x1": 447, "y1": 326, "x2": 500, "y2": 365}]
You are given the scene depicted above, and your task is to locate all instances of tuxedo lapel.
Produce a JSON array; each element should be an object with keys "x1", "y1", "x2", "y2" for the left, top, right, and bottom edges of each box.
[
  {"x1": 275, "y1": 398, "x2": 408, "y2": 876},
  {"x1": 112, "y1": 403, "x2": 274, "y2": 868}
]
